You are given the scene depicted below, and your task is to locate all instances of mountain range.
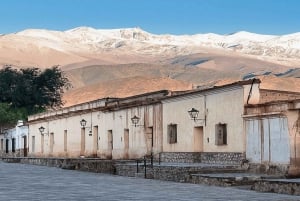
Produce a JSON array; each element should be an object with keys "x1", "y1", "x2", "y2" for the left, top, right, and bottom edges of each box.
[{"x1": 0, "y1": 27, "x2": 299, "y2": 106}]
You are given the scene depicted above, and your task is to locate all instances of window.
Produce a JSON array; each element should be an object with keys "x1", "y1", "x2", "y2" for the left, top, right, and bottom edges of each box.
[
  {"x1": 215, "y1": 123, "x2": 227, "y2": 145},
  {"x1": 167, "y1": 124, "x2": 177, "y2": 144},
  {"x1": 108, "y1": 130, "x2": 113, "y2": 150}
]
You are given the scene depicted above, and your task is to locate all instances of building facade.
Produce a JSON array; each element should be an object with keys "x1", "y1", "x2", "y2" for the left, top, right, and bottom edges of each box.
[
  {"x1": 159, "y1": 79, "x2": 260, "y2": 163},
  {"x1": 0, "y1": 120, "x2": 28, "y2": 157},
  {"x1": 28, "y1": 90, "x2": 170, "y2": 159},
  {"x1": 24, "y1": 78, "x2": 300, "y2": 176},
  {"x1": 244, "y1": 98, "x2": 300, "y2": 176}
]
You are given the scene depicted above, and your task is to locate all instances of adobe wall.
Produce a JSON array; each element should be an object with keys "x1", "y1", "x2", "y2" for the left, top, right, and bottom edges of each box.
[{"x1": 259, "y1": 89, "x2": 300, "y2": 104}]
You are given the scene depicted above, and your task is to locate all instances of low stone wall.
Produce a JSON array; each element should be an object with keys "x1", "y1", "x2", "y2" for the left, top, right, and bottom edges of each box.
[
  {"x1": 20, "y1": 158, "x2": 65, "y2": 167},
  {"x1": 71, "y1": 159, "x2": 116, "y2": 174},
  {"x1": 159, "y1": 152, "x2": 243, "y2": 165},
  {"x1": 190, "y1": 172, "x2": 257, "y2": 187},
  {"x1": 152, "y1": 166, "x2": 202, "y2": 182},
  {"x1": 0, "y1": 149, "x2": 27, "y2": 158},
  {"x1": 152, "y1": 164, "x2": 241, "y2": 183},
  {"x1": 252, "y1": 180, "x2": 300, "y2": 196},
  {"x1": 158, "y1": 152, "x2": 202, "y2": 163},
  {"x1": 201, "y1": 152, "x2": 244, "y2": 165},
  {"x1": 2, "y1": 157, "x2": 116, "y2": 174},
  {"x1": 248, "y1": 163, "x2": 289, "y2": 175},
  {"x1": 2, "y1": 158, "x2": 21, "y2": 163},
  {"x1": 115, "y1": 159, "x2": 154, "y2": 178},
  {"x1": 115, "y1": 163, "x2": 137, "y2": 177}
]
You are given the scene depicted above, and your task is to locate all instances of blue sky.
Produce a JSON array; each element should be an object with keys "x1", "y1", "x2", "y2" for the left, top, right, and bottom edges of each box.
[{"x1": 0, "y1": 0, "x2": 299, "y2": 35}]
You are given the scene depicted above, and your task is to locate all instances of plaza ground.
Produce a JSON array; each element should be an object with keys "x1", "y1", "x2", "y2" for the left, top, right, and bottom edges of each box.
[{"x1": 0, "y1": 161, "x2": 299, "y2": 201}]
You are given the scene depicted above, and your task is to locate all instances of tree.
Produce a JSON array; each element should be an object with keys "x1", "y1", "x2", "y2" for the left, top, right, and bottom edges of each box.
[
  {"x1": 0, "y1": 103, "x2": 26, "y2": 131},
  {"x1": 0, "y1": 65, "x2": 71, "y2": 128},
  {"x1": 0, "y1": 66, "x2": 18, "y2": 103},
  {"x1": 35, "y1": 66, "x2": 71, "y2": 109},
  {"x1": 12, "y1": 67, "x2": 39, "y2": 110}
]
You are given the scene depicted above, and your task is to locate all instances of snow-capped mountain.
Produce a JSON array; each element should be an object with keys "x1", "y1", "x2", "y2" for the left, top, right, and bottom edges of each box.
[
  {"x1": 1, "y1": 26, "x2": 298, "y2": 67},
  {"x1": 1, "y1": 27, "x2": 299, "y2": 106}
]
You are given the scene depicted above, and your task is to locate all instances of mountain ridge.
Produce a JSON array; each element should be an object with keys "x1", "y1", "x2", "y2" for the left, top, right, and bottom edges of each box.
[
  {"x1": 0, "y1": 26, "x2": 299, "y2": 67},
  {"x1": 0, "y1": 26, "x2": 299, "y2": 107}
]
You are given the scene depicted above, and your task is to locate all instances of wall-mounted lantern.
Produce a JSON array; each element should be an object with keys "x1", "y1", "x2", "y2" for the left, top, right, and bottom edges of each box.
[
  {"x1": 80, "y1": 119, "x2": 87, "y2": 128},
  {"x1": 188, "y1": 108, "x2": 206, "y2": 125},
  {"x1": 39, "y1": 126, "x2": 49, "y2": 136},
  {"x1": 80, "y1": 119, "x2": 92, "y2": 136},
  {"x1": 188, "y1": 108, "x2": 199, "y2": 122},
  {"x1": 131, "y1": 115, "x2": 141, "y2": 127}
]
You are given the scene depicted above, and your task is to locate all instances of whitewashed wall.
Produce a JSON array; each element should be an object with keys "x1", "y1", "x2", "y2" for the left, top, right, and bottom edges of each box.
[
  {"x1": 28, "y1": 103, "x2": 162, "y2": 159},
  {"x1": 287, "y1": 109, "x2": 300, "y2": 175},
  {"x1": 95, "y1": 104, "x2": 162, "y2": 159},
  {"x1": 245, "y1": 117, "x2": 290, "y2": 164},
  {"x1": 27, "y1": 81, "x2": 261, "y2": 159},
  {"x1": 162, "y1": 86, "x2": 245, "y2": 153}
]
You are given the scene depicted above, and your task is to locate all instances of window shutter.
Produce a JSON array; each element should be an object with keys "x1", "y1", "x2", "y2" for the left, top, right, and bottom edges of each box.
[
  {"x1": 215, "y1": 123, "x2": 227, "y2": 145},
  {"x1": 168, "y1": 124, "x2": 177, "y2": 144}
]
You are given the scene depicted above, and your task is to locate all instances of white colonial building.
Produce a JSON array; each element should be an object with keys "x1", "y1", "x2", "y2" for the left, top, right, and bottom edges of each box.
[
  {"x1": 24, "y1": 78, "x2": 300, "y2": 176},
  {"x1": 0, "y1": 120, "x2": 28, "y2": 157},
  {"x1": 27, "y1": 90, "x2": 170, "y2": 159},
  {"x1": 162, "y1": 79, "x2": 260, "y2": 154}
]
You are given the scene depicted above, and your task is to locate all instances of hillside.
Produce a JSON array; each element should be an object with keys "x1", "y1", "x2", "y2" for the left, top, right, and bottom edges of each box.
[
  {"x1": 62, "y1": 76, "x2": 192, "y2": 107},
  {"x1": 0, "y1": 27, "x2": 299, "y2": 106}
]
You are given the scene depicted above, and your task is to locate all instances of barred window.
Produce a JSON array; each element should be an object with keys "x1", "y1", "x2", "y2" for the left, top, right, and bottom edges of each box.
[
  {"x1": 215, "y1": 123, "x2": 227, "y2": 145},
  {"x1": 168, "y1": 124, "x2": 177, "y2": 144}
]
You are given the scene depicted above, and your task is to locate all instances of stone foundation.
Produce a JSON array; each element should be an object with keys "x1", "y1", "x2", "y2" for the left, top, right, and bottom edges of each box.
[
  {"x1": 159, "y1": 152, "x2": 244, "y2": 165},
  {"x1": 159, "y1": 152, "x2": 202, "y2": 163},
  {"x1": 0, "y1": 149, "x2": 27, "y2": 158},
  {"x1": 201, "y1": 152, "x2": 244, "y2": 165}
]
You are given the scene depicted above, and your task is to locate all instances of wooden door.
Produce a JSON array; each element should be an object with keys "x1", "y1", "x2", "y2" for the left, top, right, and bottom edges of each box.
[
  {"x1": 124, "y1": 129, "x2": 129, "y2": 159},
  {"x1": 93, "y1": 126, "x2": 99, "y2": 157},
  {"x1": 107, "y1": 130, "x2": 113, "y2": 159},
  {"x1": 80, "y1": 128, "x2": 85, "y2": 156},
  {"x1": 23, "y1": 136, "x2": 27, "y2": 157}
]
